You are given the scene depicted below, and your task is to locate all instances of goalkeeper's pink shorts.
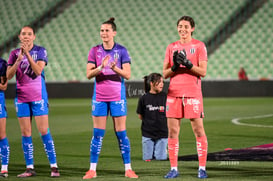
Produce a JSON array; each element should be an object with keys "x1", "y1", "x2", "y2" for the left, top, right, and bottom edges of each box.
[{"x1": 166, "y1": 96, "x2": 204, "y2": 119}]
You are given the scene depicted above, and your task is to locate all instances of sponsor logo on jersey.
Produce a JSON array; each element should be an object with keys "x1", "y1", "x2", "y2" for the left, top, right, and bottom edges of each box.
[{"x1": 146, "y1": 104, "x2": 165, "y2": 112}]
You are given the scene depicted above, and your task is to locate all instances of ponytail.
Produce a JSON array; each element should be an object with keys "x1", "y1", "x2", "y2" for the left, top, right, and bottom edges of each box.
[{"x1": 143, "y1": 73, "x2": 163, "y2": 93}]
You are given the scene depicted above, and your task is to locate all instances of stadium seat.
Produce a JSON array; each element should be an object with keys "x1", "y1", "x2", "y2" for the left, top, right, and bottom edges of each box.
[
  {"x1": 206, "y1": 0, "x2": 273, "y2": 80},
  {"x1": 2, "y1": 0, "x2": 272, "y2": 81},
  {"x1": 0, "y1": 0, "x2": 61, "y2": 46}
]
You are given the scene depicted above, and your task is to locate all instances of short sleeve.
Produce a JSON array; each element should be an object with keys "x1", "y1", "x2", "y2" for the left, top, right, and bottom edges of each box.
[
  {"x1": 198, "y1": 42, "x2": 207, "y2": 62},
  {"x1": 8, "y1": 50, "x2": 17, "y2": 66},
  {"x1": 88, "y1": 47, "x2": 96, "y2": 64},
  {"x1": 164, "y1": 44, "x2": 172, "y2": 65},
  {"x1": 121, "y1": 47, "x2": 131, "y2": 64},
  {"x1": 38, "y1": 47, "x2": 48, "y2": 65}
]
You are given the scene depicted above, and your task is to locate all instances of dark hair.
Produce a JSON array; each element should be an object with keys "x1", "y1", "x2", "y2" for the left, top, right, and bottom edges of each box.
[
  {"x1": 20, "y1": 25, "x2": 36, "y2": 34},
  {"x1": 102, "y1": 17, "x2": 117, "y2": 31},
  {"x1": 143, "y1": 73, "x2": 163, "y2": 93},
  {"x1": 177, "y1": 16, "x2": 195, "y2": 35}
]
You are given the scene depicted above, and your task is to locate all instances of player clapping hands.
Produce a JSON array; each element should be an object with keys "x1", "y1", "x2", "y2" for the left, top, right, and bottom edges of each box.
[
  {"x1": 172, "y1": 49, "x2": 193, "y2": 71},
  {"x1": 176, "y1": 49, "x2": 193, "y2": 69}
]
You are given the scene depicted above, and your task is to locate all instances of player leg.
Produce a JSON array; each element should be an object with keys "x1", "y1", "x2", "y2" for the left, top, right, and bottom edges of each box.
[
  {"x1": 0, "y1": 100, "x2": 9, "y2": 177},
  {"x1": 17, "y1": 116, "x2": 36, "y2": 177},
  {"x1": 0, "y1": 118, "x2": 9, "y2": 178},
  {"x1": 186, "y1": 97, "x2": 208, "y2": 179},
  {"x1": 190, "y1": 118, "x2": 208, "y2": 178},
  {"x1": 15, "y1": 100, "x2": 36, "y2": 178},
  {"x1": 33, "y1": 99, "x2": 60, "y2": 177},
  {"x1": 142, "y1": 136, "x2": 154, "y2": 161},
  {"x1": 83, "y1": 100, "x2": 107, "y2": 179},
  {"x1": 164, "y1": 96, "x2": 182, "y2": 179},
  {"x1": 36, "y1": 116, "x2": 60, "y2": 177},
  {"x1": 154, "y1": 138, "x2": 168, "y2": 160},
  {"x1": 114, "y1": 121, "x2": 138, "y2": 178},
  {"x1": 111, "y1": 99, "x2": 138, "y2": 178}
]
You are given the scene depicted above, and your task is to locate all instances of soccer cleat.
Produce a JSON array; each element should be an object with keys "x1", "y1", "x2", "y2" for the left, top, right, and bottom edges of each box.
[
  {"x1": 51, "y1": 167, "x2": 60, "y2": 177},
  {"x1": 125, "y1": 169, "x2": 138, "y2": 178},
  {"x1": 198, "y1": 169, "x2": 208, "y2": 179},
  {"x1": 164, "y1": 169, "x2": 179, "y2": 179},
  {"x1": 0, "y1": 171, "x2": 8, "y2": 178},
  {"x1": 17, "y1": 168, "x2": 36, "y2": 178},
  {"x1": 83, "y1": 170, "x2": 97, "y2": 179}
]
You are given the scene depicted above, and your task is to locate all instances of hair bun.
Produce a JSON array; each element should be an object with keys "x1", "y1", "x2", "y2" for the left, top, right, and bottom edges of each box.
[{"x1": 109, "y1": 17, "x2": 115, "y2": 22}]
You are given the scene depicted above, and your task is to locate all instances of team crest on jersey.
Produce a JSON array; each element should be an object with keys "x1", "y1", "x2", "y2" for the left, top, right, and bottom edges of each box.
[
  {"x1": 190, "y1": 48, "x2": 195, "y2": 54},
  {"x1": 31, "y1": 51, "x2": 38, "y2": 60},
  {"x1": 114, "y1": 52, "x2": 119, "y2": 61}
]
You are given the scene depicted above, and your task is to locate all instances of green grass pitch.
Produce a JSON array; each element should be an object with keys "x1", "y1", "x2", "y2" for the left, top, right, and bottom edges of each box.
[{"x1": 4, "y1": 97, "x2": 273, "y2": 180}]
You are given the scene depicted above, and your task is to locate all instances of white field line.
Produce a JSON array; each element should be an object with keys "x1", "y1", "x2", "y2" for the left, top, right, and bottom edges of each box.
[{"x1": 231, "y1": 114, "x2": 273, "y2": 128}]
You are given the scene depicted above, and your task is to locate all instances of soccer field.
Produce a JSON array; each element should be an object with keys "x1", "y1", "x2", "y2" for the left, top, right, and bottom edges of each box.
[{"x1": 4, "y1": 98, "x2": 273, "y2": 180}]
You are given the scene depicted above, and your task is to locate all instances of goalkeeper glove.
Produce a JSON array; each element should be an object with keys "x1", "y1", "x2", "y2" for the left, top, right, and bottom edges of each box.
[
  {"x1": 171, "y1": 50, "x2": 179, "y2": 72},
  {"x1": 177, "y1": 49, "x2": 193, "y2": 69}
]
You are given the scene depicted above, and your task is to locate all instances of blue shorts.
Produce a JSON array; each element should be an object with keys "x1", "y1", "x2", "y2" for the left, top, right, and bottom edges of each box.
[
  {"x1": 142, "y1": 136, "x2": 168, "y2": 160},
  {"x1": 0, "y1": 94, "x2": 7, "y2": 118},
  {"x1": 91, "y1": 99, "x2": 127, "y2": 117},
  {"x1": 15, "y1": 98, "x2": 49, "y2": 117}
]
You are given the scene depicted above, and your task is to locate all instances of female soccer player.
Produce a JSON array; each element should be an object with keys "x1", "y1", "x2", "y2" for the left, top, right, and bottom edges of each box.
[
  {"x1": 6, "y1": 26, "x2": 60, "y2": 178},
  {"x1": 163, "y1": 16, "x2": 208, "y2": 179},
  {"x1": 136, "y1": 73, "x2": 168, "y2": 161},
  {"x1": 83, "y1": 17, "x2": 138, "y2": 179},
  {"x1": 0, "y1": 58, "x2": 9, "y2": 178}
]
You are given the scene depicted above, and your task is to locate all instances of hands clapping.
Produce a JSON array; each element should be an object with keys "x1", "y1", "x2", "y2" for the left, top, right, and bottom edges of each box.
[{"x1": 176, "y1": 49, "x2": 193, "y2": 69}]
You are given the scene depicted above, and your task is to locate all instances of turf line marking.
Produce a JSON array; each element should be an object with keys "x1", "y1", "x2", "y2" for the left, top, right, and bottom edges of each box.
[{"x1": 231, "y1": 114, "x2": 273, "y2": 128}]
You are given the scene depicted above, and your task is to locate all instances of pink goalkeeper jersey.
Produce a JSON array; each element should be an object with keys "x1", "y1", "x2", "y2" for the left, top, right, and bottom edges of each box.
[{"x1": 164, "y1": 39, "x2": 207, "y2": 97}]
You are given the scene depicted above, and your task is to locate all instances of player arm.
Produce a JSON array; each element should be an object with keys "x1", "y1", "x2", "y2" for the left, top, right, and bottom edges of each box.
[
  {"x1": 86, "y1": 55, "x2": 110, "y2": 79},
  {"x1": 138, "y1": 114, "x2": 143, "y2": 120},
  {"x1": 163, "y1": 46, "x2": 177, "y2": 79},
  {"x1": 25, "y1": 51, "x2": 45, "y2": 76},
  {"x1": 190, "y1": 60, "x2": 207, "y2": 77},
  {"x1": 6, "y1": 64, "x2": 18, "y2": 80},
  {"x1": 86, "y1": 62, "x2": 100, "y2": 79},
  {"x1": 163, "y1": 62, "x2": 175, "y2": 79},
  {"x1": 6, "y1": 50, "x2": 24, "y2": 80},
  {"x1": 0, "y1": 77, "x2": 7, "y2": 91},
  {"x1": 111, "y1": 62, "x2": 131, "y2": 80}
]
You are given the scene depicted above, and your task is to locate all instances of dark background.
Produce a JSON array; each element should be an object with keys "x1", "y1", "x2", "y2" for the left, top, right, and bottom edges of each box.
[{"x1": 5, "y1": 80, "x2": 273, "y2": 99}]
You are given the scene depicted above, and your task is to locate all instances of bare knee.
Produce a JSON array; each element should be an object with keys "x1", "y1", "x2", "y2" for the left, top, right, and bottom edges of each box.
[
  {"x1": 168, "y1": 124, "x2": 180, "y2": 138},
  {"x1": 191, "y1": 118, "x2": 206, "y2": 138},
  {"x1": 21, "y1": 127, "x2": 32, "y2": 137}
]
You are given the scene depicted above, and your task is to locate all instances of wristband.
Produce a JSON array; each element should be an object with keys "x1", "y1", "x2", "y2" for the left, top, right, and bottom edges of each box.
[{"x1": 97, "y1": 65, "x2": 102, "y2": 71}]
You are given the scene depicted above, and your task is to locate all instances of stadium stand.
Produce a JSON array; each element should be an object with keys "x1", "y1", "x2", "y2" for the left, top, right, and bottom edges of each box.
[
  {"x1": 1, "y1": 0, "x2": 272, "y2": 81},
  {"x1": 206, "y1": 0, "x2": 273, "y2": 80},
  {"x1": 0, "y1": 0, "x2": 62, "y2": 47}
]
